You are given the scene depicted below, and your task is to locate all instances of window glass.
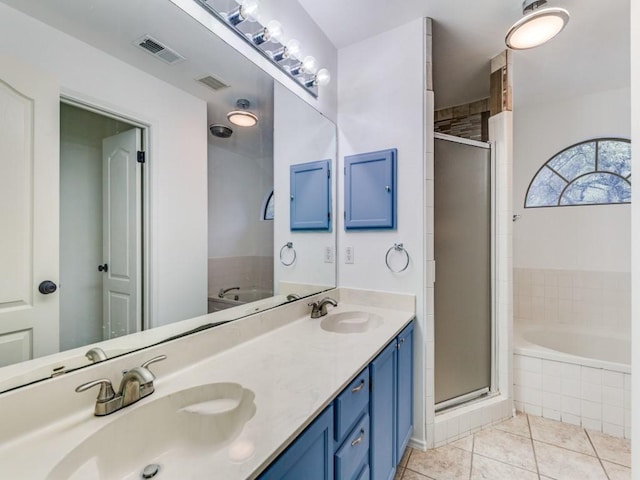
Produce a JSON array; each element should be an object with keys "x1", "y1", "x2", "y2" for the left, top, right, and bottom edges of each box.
[
  {"x1": 547, "y1": 142, "x2": 595, "y2": 181},
  {"x1": 560, "y1": 173, "x2": 631, "y2": 205},
  {"x1": 263, "y1": 190, "x2": 274, "y2": 220},
  {"x1": 525, "y1": 166, "x2": 567, "y2": 207},
  {"x1": 598, "y1": 140, "x2": 632, "y2": 177},
  {"x1": 525, "y1": 139, "x2": 631, "y2": 208}
]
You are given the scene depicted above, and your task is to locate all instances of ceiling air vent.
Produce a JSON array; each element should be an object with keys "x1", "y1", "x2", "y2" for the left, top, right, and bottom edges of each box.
[
  {"x1": 134, "y1": 35, "x2": 185, "y2": 65},
  {"x1": 197, "y1": 74, "x2": 230, "y2": 91}
]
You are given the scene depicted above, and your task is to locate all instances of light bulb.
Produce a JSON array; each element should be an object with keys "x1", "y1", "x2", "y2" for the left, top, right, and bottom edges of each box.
[
  {"x1": 285, "y1": 39, "x2": 301, "y2": 60},
  {"x1": 301, "y1": 56, "x2": 318, "y2": 75},
  {"x1": 265, "y1": 20, "x2": 283, "y2": 43},
  {"x1": 240, "y1": 0, "x2": 260, "y2": 22},
  {"x1": 315, "y1": 68, "x2": 331, "y2": 86}
]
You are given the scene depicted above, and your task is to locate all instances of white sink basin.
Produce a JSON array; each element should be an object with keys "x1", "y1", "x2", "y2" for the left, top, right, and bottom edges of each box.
[
  {"x1": 47, "y1": 383, "x2": 255, "y2": 480},
  {"x1": 320, "y1": 311, "x2": 383, "y2": 334}
]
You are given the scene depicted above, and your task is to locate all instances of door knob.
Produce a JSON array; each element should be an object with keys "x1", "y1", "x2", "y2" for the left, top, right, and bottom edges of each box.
[
  {"x1": 38, "y1": 280, "x2": 57, "y2": 295},
  {"x1": 98, "y1": 264, "x2": 108, "y2": 272}
]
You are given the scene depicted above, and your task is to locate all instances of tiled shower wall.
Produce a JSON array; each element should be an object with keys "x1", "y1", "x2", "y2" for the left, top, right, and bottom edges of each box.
[
  {"x1": 207, "y1": 256, "x2": 273, "y2": 298},
  {"x1": 514, "y1": 268, "x2": 631, "y2": 333}
]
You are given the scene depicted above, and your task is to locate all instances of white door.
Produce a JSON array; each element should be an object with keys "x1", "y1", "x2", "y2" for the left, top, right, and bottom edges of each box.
[
  {"x1": 0, "y1": 56, "x2": 60, "y2": 367},
  {"x1": 102, "y1": 129, "x2": 142, "y2": 339}
]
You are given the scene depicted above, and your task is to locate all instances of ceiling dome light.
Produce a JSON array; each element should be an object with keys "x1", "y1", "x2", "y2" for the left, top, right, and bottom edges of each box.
[
  {"x1": 505, "y1": 0, "x2": 569, "y2": 50},
  {"x1": 227, "y1": 98, "x2": 258, "y2": 127}
]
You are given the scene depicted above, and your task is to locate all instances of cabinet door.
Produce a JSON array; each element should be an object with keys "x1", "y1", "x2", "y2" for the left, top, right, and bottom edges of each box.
[
  {"x1": 259, "y1": 405, "x2": 334, "y2": 480},
  {"x1": 290, "y1": 159, "x2": 331, "y2": 230},
  {"x1": 370, "y1": 341, "x2": 397, "y2": 480},
  {"x1": 344, "y1": 149, "x2": 396, "y2": 230},
  {"x1": 396, "y1": 322, "x2": 414, "y2": 460}
]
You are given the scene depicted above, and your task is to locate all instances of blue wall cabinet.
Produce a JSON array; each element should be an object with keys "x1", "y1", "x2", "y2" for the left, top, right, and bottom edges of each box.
[
  {"x1": 344, "y1": 149, "x2": 397, "y2": 230},
  {"x1": 290, "y1": 159, "x2": 331, "y2": 231},
  {"x1": 259, "y1": 405, "x2": 334, "y2": 480},
  {"x1": 370, "y1": 322, "x2": 414, "y2": 480}
]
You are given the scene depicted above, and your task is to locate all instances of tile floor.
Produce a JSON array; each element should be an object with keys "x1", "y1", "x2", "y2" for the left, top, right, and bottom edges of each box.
[{"x1": 395, "y1": 413, "x2": 631, "y2": 480}]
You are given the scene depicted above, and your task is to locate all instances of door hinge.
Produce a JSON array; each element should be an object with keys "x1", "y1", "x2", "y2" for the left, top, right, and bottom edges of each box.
[{"x1": 137, "y1": 151, "x2": 146, "y2": 163}]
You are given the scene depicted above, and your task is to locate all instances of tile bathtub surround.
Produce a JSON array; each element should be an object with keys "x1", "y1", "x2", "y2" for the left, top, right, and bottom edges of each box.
[
  {"x1": 514, "y1": 355, "x2": 632, "y2": 439},
  {"x1": 394, "y1": 413, "x2": 630, "y2": 480},
  {"x1": 514, "y1": 268, "x2": 630, "y2": 333}
]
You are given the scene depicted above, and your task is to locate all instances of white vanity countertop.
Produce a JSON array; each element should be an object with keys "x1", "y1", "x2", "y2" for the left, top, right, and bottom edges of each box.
[{"x1": 0, "y1": 295, "x2": 415, "y2": 479}]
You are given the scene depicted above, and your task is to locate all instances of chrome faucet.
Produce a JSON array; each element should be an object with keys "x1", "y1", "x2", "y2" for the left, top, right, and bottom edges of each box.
[
  {"x1": 75, "y1": 355, "x2": 166, "y2": 416},
  {"x1": 85, "y1": 347, "x2": 108, "y2": 363},
  {"x1": 218, "y1": 286, "x2": 240, "y2": 299},
  {"x1": 286, "y1": 293, "x2": 301, "y2": 301},
  {"x1": 308, "y1": 297, "x2": 338, "y2": 318}
]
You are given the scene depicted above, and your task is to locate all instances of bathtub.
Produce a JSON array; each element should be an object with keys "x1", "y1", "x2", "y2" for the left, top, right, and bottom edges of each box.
[{"x1": 513, "y1": 323, "x2": 631, "y2": 439}]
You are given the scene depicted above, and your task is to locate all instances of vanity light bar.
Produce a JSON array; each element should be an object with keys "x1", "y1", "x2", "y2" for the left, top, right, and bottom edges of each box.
[{"x1": 195, "y1": 0, "x2": 330, "y2": 98}]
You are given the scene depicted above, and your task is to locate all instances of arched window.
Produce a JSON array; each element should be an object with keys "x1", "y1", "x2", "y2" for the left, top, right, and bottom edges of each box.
[
  {"x1": 262, "y1": 189, "x2": 274, "y2": 220},
  {"x1": 524, "y1": 138, "x2": 631, "y2": 208}
]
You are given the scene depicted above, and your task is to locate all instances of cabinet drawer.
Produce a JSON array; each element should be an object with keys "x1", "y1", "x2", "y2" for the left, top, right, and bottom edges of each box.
[
  {"x1": 335, "y1": 368, "x2": 369, "y2": 442},
  {"x1": 335, "y1": 413, "x2": 369, "y2": 480}
]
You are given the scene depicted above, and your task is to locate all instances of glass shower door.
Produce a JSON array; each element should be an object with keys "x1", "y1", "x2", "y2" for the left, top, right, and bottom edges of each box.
[{"x1": 434, "y1": 134, "x2": 493, "y2": 409}]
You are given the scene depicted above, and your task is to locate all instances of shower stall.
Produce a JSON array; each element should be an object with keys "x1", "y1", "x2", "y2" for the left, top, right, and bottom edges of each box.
[{"x1": 434, "y1": 133, "x2": 494, "y2": 411}]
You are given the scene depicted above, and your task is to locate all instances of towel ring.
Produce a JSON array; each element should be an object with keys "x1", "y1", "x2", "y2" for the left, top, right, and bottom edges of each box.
[
  {"x1": 279, "y1": 242, "x2": 297, "y2": 266},
  {"x1": 385, "y1": 243, "x2": 410, "y2": 273}
]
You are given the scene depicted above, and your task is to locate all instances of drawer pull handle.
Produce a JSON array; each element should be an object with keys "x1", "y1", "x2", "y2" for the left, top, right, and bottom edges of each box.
[
  {"x1": 351, "y1": 429, "x2": 365, "y2": 447},
  {"x1": 351, "y1": 380, "x2": 365, "y2": 393}
]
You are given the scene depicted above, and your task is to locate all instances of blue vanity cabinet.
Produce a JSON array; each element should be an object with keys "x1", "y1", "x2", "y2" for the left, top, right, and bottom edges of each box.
[
  {"x1": 259, "y1": 321, "x2": 415, "y2": 480},
  {"x1": 370, "y1": 341, "x2": 397, "y2": 480},
  {"x1": 259, "y1": 405, "x2": 334, "y2": 480},
  {"x1": 370, "y1": 321, "x2": 415, "y2": 480},
  {"x1": 396, "y1": 322, "x2": 414, "y2": 460},
  {"x1": 344, "y1": 148, "x2": 397, "y2": 230},
  {"x1": 290, "y1": 159, "x2": 331, "y2": 231}
]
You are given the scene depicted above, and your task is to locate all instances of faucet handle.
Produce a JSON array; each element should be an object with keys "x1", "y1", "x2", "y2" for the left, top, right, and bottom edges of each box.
[
  {"x1": 75, "y1": 378, "x2": 116, "y2": 402},
  {"x1": 141, "y1": 355, "x2": 167, "y2": 370}
]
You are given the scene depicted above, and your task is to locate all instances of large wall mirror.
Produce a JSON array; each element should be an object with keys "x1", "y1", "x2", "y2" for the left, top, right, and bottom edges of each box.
[{"x1": 0, "y1": 0, "x2": 336, "y2": 393}]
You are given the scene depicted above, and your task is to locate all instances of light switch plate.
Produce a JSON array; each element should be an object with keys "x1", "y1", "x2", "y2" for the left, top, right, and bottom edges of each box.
[{"x1": 345, "y1": 246, "x2": 354, "y2": 264}]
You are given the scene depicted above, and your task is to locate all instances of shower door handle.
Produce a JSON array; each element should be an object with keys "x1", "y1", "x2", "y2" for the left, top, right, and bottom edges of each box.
[{"x1": 98, "y1": 264, "x2": 108, "y2": 273}]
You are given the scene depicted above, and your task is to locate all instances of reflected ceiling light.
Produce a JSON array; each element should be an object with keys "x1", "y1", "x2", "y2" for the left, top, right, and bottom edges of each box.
[
  {"x1": 227, "y1": 0, "x2": 261, "y2": 26},
  {"x1": 227, "y1": 98, "x2": 258, "y2": 127},
  {"x1": 505, "y1": 0, "x2": 569, "y2": 50}
]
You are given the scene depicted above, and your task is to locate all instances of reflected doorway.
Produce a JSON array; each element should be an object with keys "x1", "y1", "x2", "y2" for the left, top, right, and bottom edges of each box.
[{"x1": 60, "y1": 102, "x2": 145, "y2": 351}]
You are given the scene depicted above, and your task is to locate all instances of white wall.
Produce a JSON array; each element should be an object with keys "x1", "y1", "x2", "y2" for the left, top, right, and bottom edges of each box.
[
  {"x1": 273, "y1": 82, "x2": 337, "y2": 291},
  {"x1": 207, "y1": 143, "x2": 273, "y2": 258},
  {"x1": 169, "y1": 0, "x2": 338, "y2": 123},
  {"x1": 513, "y1": 88, "x2": 631, "y2": 272},
  {"x1": 630, "y1": 0, "x2": 639, "y2": 468},
  {"x1": 337, "y1": 18, "x2": 428, "y2": 447},
  {"x1": 0, "y1": 3, "x2": 208, "y2": 329}
]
